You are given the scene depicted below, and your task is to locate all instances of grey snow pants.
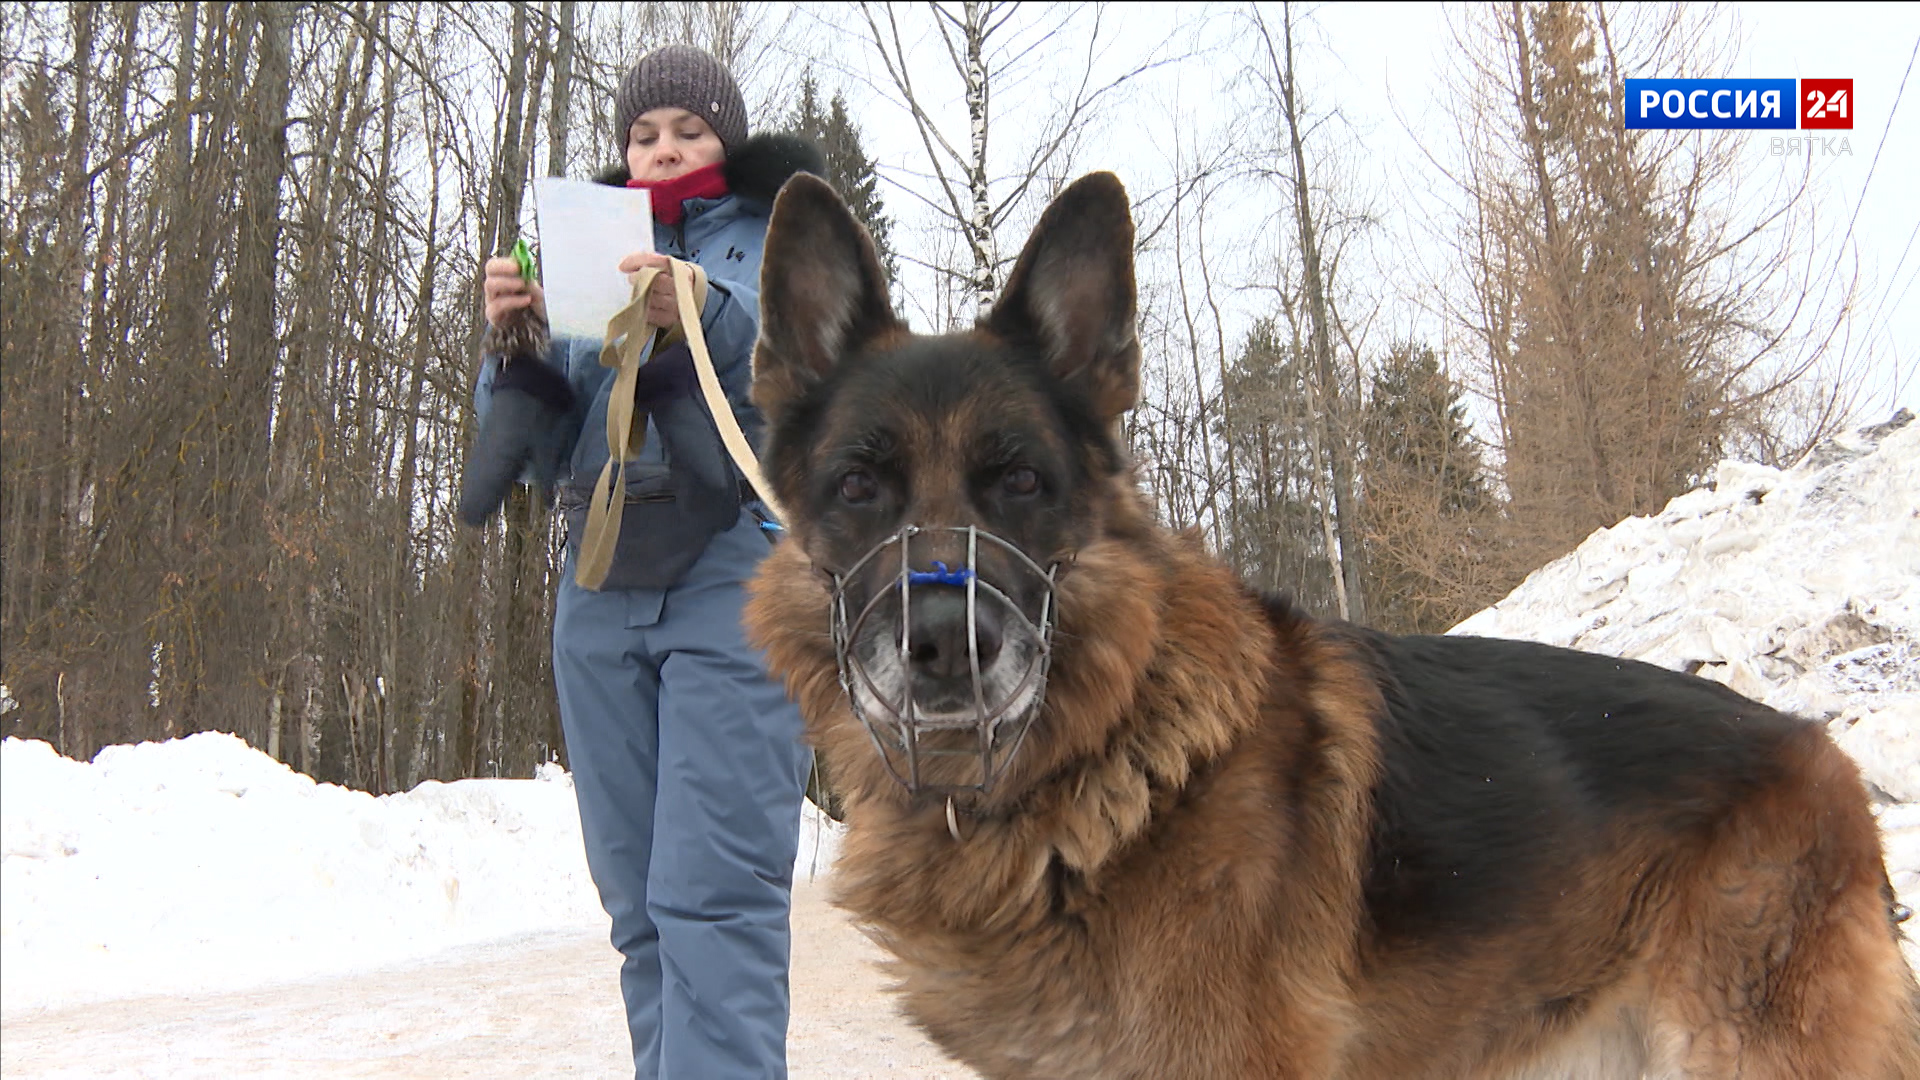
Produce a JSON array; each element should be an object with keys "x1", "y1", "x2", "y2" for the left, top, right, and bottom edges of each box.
[{"x1": 552, "y1": 510, "x2": 812, "y2": 1079}]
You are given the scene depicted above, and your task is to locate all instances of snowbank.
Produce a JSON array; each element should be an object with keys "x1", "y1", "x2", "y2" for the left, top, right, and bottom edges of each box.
[
  {"x1": 1453, "y1": 411, "x2": 1919, "y2": 962},
  {"x1": 0, "y1": 731, "x2": 841, "y2": 1012},
  {"x1": 1452, "y1": 412, "x2": 1918, "y2": 798}
]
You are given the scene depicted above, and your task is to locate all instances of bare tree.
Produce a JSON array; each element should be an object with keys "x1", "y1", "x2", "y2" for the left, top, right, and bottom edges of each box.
[
  {"x1": 545, "y1": 1, "x2": 577, "y2": 178},
  {"x1": 0, "y1": 2, "x2": 805, "y2": 785},
  {"x1": 1434, "y1": 2, "x2": 1858, "y2": 570},
  {"x1": 1228, "y1": 2, "x2": 1375, "y2": 622},
  {"x1": 852, "y1": 1, "x2": 1174, "y2": 324}
]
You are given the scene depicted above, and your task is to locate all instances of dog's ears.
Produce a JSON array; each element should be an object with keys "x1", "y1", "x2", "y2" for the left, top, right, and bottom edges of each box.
[
  {"x1": 986, "y1": 173, "x2": 1140, "y2": 423},
  {"x1": 753, "y1": 173, "x2": 899, "y2": 421}
]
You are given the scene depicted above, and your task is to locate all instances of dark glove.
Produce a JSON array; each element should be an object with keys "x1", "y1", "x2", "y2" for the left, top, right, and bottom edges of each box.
[{"x1": 457, "y1": 357, "x2": 575, "y2": 528}]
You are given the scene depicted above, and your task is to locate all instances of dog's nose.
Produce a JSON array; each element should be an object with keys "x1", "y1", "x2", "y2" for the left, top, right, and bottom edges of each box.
[{"x1": 905, "y1": 587, "x2": 1004, "y2": 681}]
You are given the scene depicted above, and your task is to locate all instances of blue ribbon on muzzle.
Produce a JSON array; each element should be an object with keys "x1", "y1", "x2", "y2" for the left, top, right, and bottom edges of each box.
[{"x1": 906, "y1": 561, "x2": 973, "y2": 588}]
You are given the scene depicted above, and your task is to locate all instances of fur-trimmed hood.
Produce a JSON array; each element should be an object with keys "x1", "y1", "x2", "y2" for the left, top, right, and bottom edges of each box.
[{"x1": 593, "y1": 132, "x2": 826, "y2": 212}]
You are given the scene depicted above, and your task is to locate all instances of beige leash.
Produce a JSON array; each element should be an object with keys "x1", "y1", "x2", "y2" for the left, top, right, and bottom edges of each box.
[{"x1": 574, "y1": 259, "x2": 786, "y2": 590}]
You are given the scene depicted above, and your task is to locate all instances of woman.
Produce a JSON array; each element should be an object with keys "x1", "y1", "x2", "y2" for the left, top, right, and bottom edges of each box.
[{"x1": 471, "y1": 45, "x2": 819, "y2": 1080}]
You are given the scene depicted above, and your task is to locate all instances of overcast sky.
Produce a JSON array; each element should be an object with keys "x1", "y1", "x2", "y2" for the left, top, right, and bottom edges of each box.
[{"x1": 781, "y1": 2, "x2": 1918, "y2": 427}]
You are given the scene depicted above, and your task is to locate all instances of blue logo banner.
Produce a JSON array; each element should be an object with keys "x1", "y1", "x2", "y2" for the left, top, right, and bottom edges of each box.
[{"x1": 1624, "y1": 79, "x2": 1796, "y2": 129}]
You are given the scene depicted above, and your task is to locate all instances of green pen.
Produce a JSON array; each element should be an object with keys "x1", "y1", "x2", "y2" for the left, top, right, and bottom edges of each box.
[
  {"x1": 510, "y1": 237, "x2": 537, "y2": 283},
  {"x1": 493, "y1": 238, "x2": 543, "y2": 368}
]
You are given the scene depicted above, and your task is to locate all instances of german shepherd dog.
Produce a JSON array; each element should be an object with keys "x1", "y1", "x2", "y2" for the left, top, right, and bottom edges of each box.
[{"x1": 743, "y1": 172, "x2": 1920, "y2": 1078}]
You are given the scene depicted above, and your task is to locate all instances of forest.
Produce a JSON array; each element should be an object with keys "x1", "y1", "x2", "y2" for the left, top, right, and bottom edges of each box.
[{"x1": 0, "y1": 2, "x2": 1865, "y2": 790}]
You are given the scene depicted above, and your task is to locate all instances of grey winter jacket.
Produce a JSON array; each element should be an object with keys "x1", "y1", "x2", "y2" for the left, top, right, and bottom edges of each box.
[{"x1": 471, "y1": 136, "x2": 823, "y2": 581}]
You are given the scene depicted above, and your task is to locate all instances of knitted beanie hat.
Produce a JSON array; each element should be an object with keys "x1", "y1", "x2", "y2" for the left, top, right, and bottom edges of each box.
[{"x1": 614, "y1": 45, "x2": 748, "y2": 154}]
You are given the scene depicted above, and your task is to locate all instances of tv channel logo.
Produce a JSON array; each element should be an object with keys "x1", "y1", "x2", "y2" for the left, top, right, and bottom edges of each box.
[
  {"x1": 1798, "y1": 78, "x2": 1853, "y2": 130},
  {"x1": 1624, "y1": 79, "x2": 1853, "y2": 131}
]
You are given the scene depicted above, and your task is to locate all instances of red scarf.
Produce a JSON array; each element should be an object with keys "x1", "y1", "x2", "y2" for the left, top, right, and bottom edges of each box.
[{"x1": 627, "y1": 163, "x2": 729, "y2": 226}]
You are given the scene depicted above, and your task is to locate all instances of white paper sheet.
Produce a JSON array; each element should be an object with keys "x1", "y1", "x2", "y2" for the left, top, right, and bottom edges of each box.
[{"x1": 530, "y1": 177, "x2": 653, "y2": 341}]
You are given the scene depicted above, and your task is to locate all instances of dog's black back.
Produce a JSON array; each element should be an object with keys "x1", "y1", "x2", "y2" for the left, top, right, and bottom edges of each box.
[{"x1": 1343, "y1": 620, "x2": 1807, "y2": 945}]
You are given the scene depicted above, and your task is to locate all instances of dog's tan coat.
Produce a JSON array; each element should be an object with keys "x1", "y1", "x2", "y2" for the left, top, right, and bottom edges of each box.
[{"x1": 744, "y1": 171, "x2": 1920, "y2": 1079}]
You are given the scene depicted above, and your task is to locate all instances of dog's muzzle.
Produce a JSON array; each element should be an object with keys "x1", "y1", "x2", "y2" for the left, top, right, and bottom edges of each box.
[{"x1": 831, "y1": 525, "x2": 1058, "y2": 797}]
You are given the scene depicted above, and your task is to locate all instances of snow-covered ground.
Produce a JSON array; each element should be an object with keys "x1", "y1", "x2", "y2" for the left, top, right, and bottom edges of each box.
[
  {"x1": 3, "y1": 737, "x2": 597, "y2": 1013},
  {"x1": 0, "y1": 735, "x2": 935, "y2": 1078},
  {"x1": 1453, "y1": 410, "x2": 1919, "y2": 803},
  {"x1": 1454, "y1": 410, "x2": 1920, "y2": 963},
  {"x1": 1, "y1": 413, "x2": 1914, "y2": 1076},
  {"x1": 0, "y1": 733, "x2": 847, "y2": 1014}
]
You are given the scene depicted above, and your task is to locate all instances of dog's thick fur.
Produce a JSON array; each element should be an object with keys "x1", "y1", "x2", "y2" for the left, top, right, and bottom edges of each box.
[{"x1": 744, "y1": 172, "x2": 1920, "y2": 1079}]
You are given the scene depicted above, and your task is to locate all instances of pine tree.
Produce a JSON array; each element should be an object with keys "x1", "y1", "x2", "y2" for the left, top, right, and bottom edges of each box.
[
  {"x1": 1359, "y1": 343, "x2": 1495, "y2": 633},
  {"x1": 1365, "y1": 343, "x2": 1486, "y2": 517},
  {"x1": 785, "y1": 72, "x2": 898, "y2": 287},
  {"x1": 1216, "y1": 319, "x2": 1341, "y2": 616}
]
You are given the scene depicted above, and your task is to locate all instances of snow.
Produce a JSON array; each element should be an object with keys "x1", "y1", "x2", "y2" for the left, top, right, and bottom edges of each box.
[
  {"x1": 1, "y1": 414, "x2": 1914, "y2": 1075},
  {"x1": 0, "y1": 732, "x2": 841, "y2": 1016},
  {"x1": 1453, "y1": 410, "x2": 1920, "y2": 965}
]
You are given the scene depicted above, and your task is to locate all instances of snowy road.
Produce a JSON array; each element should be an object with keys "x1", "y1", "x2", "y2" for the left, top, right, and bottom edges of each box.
[
  {"x1": 12, "y1": 840, "x2": 1909, "y2": 1080},
  {"x1": 0, "y1": 878, "x2": 978, "y2": 1079}
]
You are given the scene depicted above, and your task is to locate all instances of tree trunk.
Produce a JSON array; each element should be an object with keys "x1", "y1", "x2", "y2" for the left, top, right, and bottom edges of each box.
[
  {"x1": 546, "y1": 0, "x2": 576, "y2": 178},
  {"x1": 53, "y1": 3, "x2": 99, "y2": 753},
  {"x1": 962, "y1": 1, "x2": 995, "y2": 315},
  {"x1": 209, "y1": 0, "x2": 295, "y2": 741},
  {"x1": 1275, "y1": 3, "x2": 1368, "y2": 624}
]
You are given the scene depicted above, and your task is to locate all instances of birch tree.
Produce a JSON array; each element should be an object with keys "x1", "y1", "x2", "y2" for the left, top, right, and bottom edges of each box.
[{"x1": 853, "y1": 1, "x2": 1171, "y2": 324}]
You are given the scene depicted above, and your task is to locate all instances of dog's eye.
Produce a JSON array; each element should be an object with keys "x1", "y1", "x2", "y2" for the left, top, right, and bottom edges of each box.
[
  {"x1": 839, "y1": 469, "x2": 880, "y2": 505},
  {"x1": 1002, "y1": 466, "x2": 1040, "y2": 497}
]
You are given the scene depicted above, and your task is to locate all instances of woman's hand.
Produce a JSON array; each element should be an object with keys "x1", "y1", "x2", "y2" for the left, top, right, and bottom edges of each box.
[
  {"x1": 619, "y1": 252, "x2": 686, "y2": 329},
  {"x1": 483, "y1": 257, "x2": 546, "y2": 326}
]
